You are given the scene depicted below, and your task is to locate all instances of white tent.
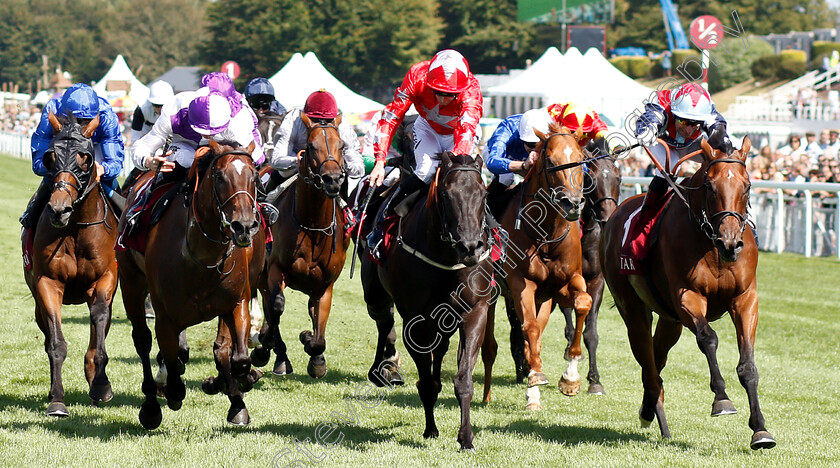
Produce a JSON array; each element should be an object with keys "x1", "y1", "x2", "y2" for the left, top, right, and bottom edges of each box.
[
  {"x1": 268, "y1": 52, "x2": 383, "y2": 115},
  {"x1": 486, "y1": 47, "x2": 654, "y2": 128},
  {"x1": 93, "y1": 55, "x2": 150, "y2": 106}
]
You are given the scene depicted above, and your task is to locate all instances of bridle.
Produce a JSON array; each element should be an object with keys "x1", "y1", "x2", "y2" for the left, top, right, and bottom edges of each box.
[
  {"x1": 582, "y1": 157, "x2": 619, "y2": 228},
  {"x1": 300, "y1": 122, "x2": 346, "y2": 191},
  {"x1": 432, "y1": 164, "x2": 485, "y2": 247},
  {"x1": 688, "y1": 158, "x2": 752, "y2": 243}
]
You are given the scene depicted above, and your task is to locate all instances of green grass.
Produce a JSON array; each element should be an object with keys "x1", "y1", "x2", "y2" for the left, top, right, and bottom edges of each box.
[{"x1": 1, "y1": 153, "x2": 838, "y2": 467}]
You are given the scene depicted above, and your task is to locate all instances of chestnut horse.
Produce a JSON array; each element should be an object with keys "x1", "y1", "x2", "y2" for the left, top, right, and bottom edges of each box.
[
  {"x1": 600, "y1": 137, "x2": 775, "y2": 450},
  {"x1": 480, "y1": 124, "x2": 592, "y2": 410},
  {"x1": 23, "y1": 112, "x2": 118, "y2": 417},
  {"x1": 361, "y1": 152, "x2": 491, "y2": 450},
  {"x1": 118, "y1": 140, "x2": 265, "y2": 428},
  {"x1": 251, "y1": 114, "x2": 349, "y2": 378},
  {"x1": 561, "y1": 138, "x2": 621, "y2": 395}
]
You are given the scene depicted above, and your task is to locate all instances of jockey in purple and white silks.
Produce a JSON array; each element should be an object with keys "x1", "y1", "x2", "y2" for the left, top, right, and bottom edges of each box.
[
  {"x1": 21, "y1": 83, "x2": 125, "y2": 229},
  {"x1": 201, "y1": 72, "x2": 265, "y2": 163}
]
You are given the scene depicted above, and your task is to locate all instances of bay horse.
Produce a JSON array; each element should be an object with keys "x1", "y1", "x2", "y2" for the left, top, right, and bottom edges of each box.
[
  {"x1": 117, "y1": 139, "x2": 265, "y2": 429},
  {"x1": 251, "y1": 114, "x2": 349, "y2": 379},
  {"x1": 561, "y1": 138, "x2": 621, "y2": 395},
  {"x1": 23, "y1": 112, "x2": 118, "y2": 417},
  {"x1": 600, "y1": 136, "x2": 776, "y2": 450},
  {"x1": 361, "y1": 152, "x2": 491, "y2": 450},
  {"x1": 480, "y1": 124, "x2": 592, "y2": 410}
]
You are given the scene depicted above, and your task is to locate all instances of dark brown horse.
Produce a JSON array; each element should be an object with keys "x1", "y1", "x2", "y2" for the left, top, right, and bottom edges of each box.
[
  {"x1": 361, "y1": 152, "x2": 491, "y2": 450},
  {"x1": 118, "y1": 140, "x2": 265, "y2": 429},
  {"x1": 480, "y1": 124, "x2": 592, "y2": 410},
  {"x1": 23, "y1": 112, "x2": 118, "y2": 417},
  {"x1": 251, "y1": 114, "x2": 349, "y2": 378},
  {"x1": 561, "y1": 138, "x2": 621, "y2": 395},
  {"x1": 600, "y1": 137, "x2": 775, "y2": 450}
]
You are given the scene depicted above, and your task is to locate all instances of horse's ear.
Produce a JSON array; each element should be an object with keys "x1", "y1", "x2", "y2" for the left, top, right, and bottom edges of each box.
[
  {"x1": 301, "y1": 112, "x2": 313, "y2": 130},
  {"x1": 81, "y1": 113, "x2": 100, "y2": 138},
  {"x1": 207, "y1": 140, "x2": 221, "y2": 155},
  {"x1": 48, "y1": 111, "x2": 62, "y2": 132},
  {"x1": 246, "y1": 141, "x2": 256, "y2": 155},
  {"x1": 474, "y1": 154, "x2": 483, "y2": 169},
  {"x1": 738, "y1": 136, "x2": 751, "y2": 161},
  {"x1": 700, "y1": 138, "x2": 714, "y2": 161},
  {"x1": 534, "y1": 128, "x2": 547, "y2": 142},
  {"x1": 440, "y1": 151, "x2": 452, "y2": 168},
  {"x1": 334, "y1": 114, "x2": 342, "y2": 127},
  {"x1": 574, "y1": 126, "x2": 584, "y2": 142}
]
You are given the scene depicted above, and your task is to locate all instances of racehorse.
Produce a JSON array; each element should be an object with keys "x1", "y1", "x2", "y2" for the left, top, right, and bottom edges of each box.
[
  {"x1": 480, "y1": 124, "x2": 592, "y2": 410},
  {"x1": 600, "y1": 137, "x2": 776, "y2": 450},
  {"x1": 250, "y1": 114, "x2": 350, "y2": 378},
  {"x1": 560, "y1": 138, "x2": 621, "y2": 395},
  {"x1": 117, "y1": 140, "x2": 265, "y2": 429},
  {"x1": 257, "y1": 111, "x2": 286, "y2": 166},
  {"x1": 23, "y1": 112, "x2": 118, "y2": 417},
  {"x1": 361, "y1": 152, "x2": 491, "y2": 450}
]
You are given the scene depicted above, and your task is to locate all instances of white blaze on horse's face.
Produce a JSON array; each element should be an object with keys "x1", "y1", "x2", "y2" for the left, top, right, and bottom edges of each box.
[
  {"x1": 728, "y1": 169, "x2": 734, "y2": 180},
  {"x1": 231, "y1": 159, "x2": 246, "y2": 175},
  {"x1": 564, "y1": 146, "x2": 573, "y2": 158}
]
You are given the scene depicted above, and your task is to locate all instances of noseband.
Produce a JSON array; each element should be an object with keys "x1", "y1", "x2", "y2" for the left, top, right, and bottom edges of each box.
[
  {"x1": 193, "y1": 150, "x2": 259, "y2": 244},
  {"x1": 302, "y1": 123, "x2": 346, "y2": 191},
  {"x1": 533, "y1": 132, "x2": 585, "y2": 207}
]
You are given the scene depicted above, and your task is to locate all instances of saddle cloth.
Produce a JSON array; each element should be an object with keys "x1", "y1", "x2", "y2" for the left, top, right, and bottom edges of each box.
[
  {"x1": 619, "y1": 191, "x2": 673, "y2": 275},
  {"x1": 115, "y1": 181, "x2": 178, "y2": 254}
]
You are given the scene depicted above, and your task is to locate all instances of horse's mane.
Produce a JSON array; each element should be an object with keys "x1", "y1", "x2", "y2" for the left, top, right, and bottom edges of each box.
[
  {"x1": 447, "y1": 153, "x2": 476, "y2": 166},
  {"x1": 584, "y1": 137, "x2": 610, "y2": 160},
  {"x1": 192, "y1": 139, "x2": 242, "y2": 181}
]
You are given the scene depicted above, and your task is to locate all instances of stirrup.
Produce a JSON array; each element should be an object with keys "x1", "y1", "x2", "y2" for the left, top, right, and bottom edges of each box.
[{"x1": 261, "y1": 203, "x2": 279, "y2": 226}]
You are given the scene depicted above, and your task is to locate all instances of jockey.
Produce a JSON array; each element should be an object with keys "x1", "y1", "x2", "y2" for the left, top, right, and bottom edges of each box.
[
  {"x1": 269, "y1": 89, "x2": 364, "y2": 183},
  {"x1": 366, "y1": 49, "x2": 483, "y2": 257},
  {"x1": 21, "y1": 83, "x2": 125, "y2": 229},
  {"x1": 546, "y1": 101, "x2": 609, "y2": 148},
  {"x1": 200, "y1": 72, "x2": 266, "y2": 165},
  {"x1": 483, "y1": 109, "x2": 552, "y2": 215},
  {"x1": 131, "y1": 87, "x2": 278, "y2": 224},
  {"x1": 361, "y1": 109, "x2": 418, "y2": 187},
  {"x1": 244, "y1": 77, "x2": 287, "y2": 117},
  {"x1": 634, "y1": 82, "x2": 733, "y2": 211},
  {"x1": 130, "y1": 80, "x2": 175, "y2": 143}
]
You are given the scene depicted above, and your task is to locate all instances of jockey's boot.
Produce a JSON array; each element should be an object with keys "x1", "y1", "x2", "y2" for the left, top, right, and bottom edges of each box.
[
  {"x1": 366, "y1": 172, "x2": 426, "y2": 261},
  {"x1": 19, "y1": 179, "x2": 51, "y2": 230},
  {"x1": 640, "y1": 175, "x2": 669, "y2": 212},
  {"x1": 256, "y1": 176, "x2": 279, "y2": 226}
]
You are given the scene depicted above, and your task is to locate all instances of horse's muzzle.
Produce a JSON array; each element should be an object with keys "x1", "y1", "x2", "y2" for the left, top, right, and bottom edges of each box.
[
  {"x1": 559, "y1": 196, "x2": 585, "y2": 222},
  {"x1": 230, "y1": 219, "x2": 260, "y2": 247},
  {"x1": 714, "y1": 238, "x2": 743, "y2": 262},
  {"x1": 48, "y1": 204, "x2": 73, "y2": 228},
  {"x1": 454, "y1": 239, "x2": 485, "y2": 267}
]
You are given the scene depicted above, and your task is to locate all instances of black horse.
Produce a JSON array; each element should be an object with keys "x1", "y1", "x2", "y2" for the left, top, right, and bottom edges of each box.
[{"x1": 360, "y1": 152, "x2": 491, "y2": 450}]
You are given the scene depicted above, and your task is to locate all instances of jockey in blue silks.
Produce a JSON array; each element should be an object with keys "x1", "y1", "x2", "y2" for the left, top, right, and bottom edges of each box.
[
  {"x1": 21, "y1": 83, "x2": 125, "y2": 229},
  {"x1": 244, "y1": 77, "x2": 286, "y2": 117}
]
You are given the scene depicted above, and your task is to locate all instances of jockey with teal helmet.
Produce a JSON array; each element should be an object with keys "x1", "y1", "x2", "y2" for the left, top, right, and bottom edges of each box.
[{"x1": 21, "y1": 83, "x2": 125, "y2": 229}]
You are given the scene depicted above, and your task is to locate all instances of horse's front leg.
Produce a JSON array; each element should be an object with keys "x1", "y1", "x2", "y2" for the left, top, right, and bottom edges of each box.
[
  {"x1": 362, "y1": 258, "x2": 401, "y2": 387},
  {"x1": 480, "y1": 303, "x2": 497, "y2": 403},
  {"x1": 679, "y1": 290, "x2": 735, "y2": 416},
  {"x1": 455, "y1": 303, "x2": 488, "y2": 451},
  {"x1": 511, "y1": 276, "x2": 550, "y2": 410},
  {"x1": 205, "y1": 312, "x2": 255, "y2": 426},
  {"x1": 559, "y1": 274, "x2": 592, "y2": 396},
  {"x1": 730, "y1": 287, "x2": 776, "y2": 450},
  {"x1": 583, "y1": 275, "x2": 607, "y2": 394},
  {"x1": 301, "y1": 284, "x2": 333, "y2": 379},
  {"x1": 35, "y1": 278, "x2": 69, "y2": 417},
  {"x1": 85, "y1": 275, "x2": 116, "y2": 404}
]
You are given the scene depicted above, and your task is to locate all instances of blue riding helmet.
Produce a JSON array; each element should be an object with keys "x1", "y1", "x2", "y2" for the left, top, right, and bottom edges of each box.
[
  {"x1": 244, "y1": 77, "x2": 275, "y2": 98},
  {"x1": 59, "y1": 84, "x2": 100, "y2": 120}
]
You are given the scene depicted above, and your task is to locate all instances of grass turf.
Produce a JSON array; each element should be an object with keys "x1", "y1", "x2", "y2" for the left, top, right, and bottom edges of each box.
[{"x1": 0, "y1": 153, "x2": 838, "y2": 467}]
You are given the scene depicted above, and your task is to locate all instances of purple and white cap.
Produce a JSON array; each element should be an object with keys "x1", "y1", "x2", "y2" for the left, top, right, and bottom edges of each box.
[{"x1": 188, "y1": 92, "x2": 231, "y2": 136}]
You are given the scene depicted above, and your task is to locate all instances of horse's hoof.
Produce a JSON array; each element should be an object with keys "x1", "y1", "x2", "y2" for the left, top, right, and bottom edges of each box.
[
  {"x1": 45, "y1": 402, "x2": 69, "y2": 418},
  {"x1": 459, "y1": 444, "x2": 475, "y2": 452},
  {"x1": 202, "y1": 377, "x2": 220, "y2": 395},
  {"x1": 527, "y1": 371, "x2": 549, "y2": 387},
  {"x1": 250, "y1": 347, "x2": 270, "y2": 368},
  {"x1": 272, "y1": 358, "x2": 293, "y2": 376},
  {"x1": 559, "y1": 376, "x2": 581, "y2": 396},
  {"x1": 750, "y1": 431, "x2": 776, "y2": 450},
  {"x1": 307, "y1": 356, "x2": 327, "y2": 379},
  {"x1": 587, "y1": 383, "x2": 605, "y2": 395},
  {"x1": 711, "y1": 399, "x2": 737, "y2": 416},
  {"x1": 139, "y1": 402, "x2": 162, "y2": 430},
  {"x1": 227, "y1": 407, "x2": 251, "y2": 426},
  {"x1": 89, "y1": 383, "x2": 113, "y2": 403},
  {"x1": 525, "y1": 401, "x2": 542, "y2": 411},
  {"x1": 167, "y1": 398, "x2": 182, "y2": 411},
  {"x1": 639, "y1": 415, "x2": 653, "y2": 429},
  {"x1": 423, "y1": 428, "x2": 439, "y2": 439}
]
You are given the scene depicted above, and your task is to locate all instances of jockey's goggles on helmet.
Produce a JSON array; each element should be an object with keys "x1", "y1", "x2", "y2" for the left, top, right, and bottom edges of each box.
[
  {"x1": 248, "y1": 96, "x2": 273, "y2": 110},
  {"x1": 676, "y1": 117, "x2": 702, "y2": 127},
  {"x1": 523, "y1": 141, "x2": 537, "y2": 150},
  {"x1": 433, "y1": 90, "x2": 458, "y2": 98}
]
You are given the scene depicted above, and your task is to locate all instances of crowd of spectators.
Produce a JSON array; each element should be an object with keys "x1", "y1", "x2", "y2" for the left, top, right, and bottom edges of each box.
[{"x1": 0, "y1": 103, "x2": 41, "y2": 135}]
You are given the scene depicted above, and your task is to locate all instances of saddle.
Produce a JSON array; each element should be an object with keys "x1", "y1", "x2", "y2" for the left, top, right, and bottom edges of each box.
[
  {"x1": 619, "y1": 191, "x2": 674, "y2": 275},
  {"x1": 115, "y1": 179, "x2": 184, "y2": 254}
]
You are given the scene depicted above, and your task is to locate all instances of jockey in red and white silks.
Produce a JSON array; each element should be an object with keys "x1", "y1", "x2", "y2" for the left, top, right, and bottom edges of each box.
[{"x1": 369, "y1": 49, "x2": 483, "y2": 186}]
